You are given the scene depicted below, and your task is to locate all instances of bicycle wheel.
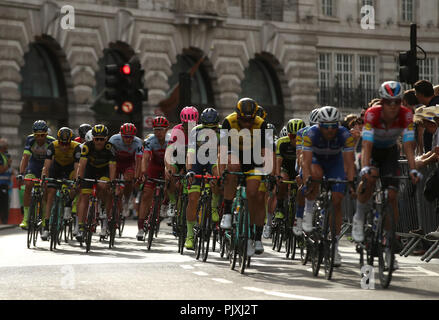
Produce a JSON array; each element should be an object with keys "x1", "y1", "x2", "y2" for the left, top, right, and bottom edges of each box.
[
  {"x1": 323, "y1": 203, "x2": 336, "y2": 280},
  {"x1": 85, "y1": 202, "x2": 95, "y2": 253},
  {"x1": 239, "y1": 201, "x2": 249, "y2": 274},
  {"x1": 49, "y1": 200, "x2": 59, "y2": 251},
  {"x1": 147, "y1": 200, "x2": 159, "y2": 251},
  {"x1": 271, "y1": 222, "x2": 279, "y2": 251},
  {"x1": 378, "y1": 204, "x2": 396, "y2": 289},
  {"x1": 299, "y1": 236, "x2": 309, "y2": 265},
  {"x1": 108, "y1": 205, "x2": 117, "y2": 249},
  {"x1": 118, "y1": 216, "x2": 125, "y2": 237},
  {"x1": 27, "y1": 198, "x2": 36, "y2": 249},
  {"x1": 178, "y1": 195, "x2": 187, "y2": 255},
  {"x1": 202, "y1": 201, "x2": 212, "y2": 262},
  {"x1": 277, "y1": 223, "x2": 284, "y2": 252}
]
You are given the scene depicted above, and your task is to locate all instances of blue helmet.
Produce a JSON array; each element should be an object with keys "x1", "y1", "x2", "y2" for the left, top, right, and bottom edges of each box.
[
  {"x1": 32, "y1": 120, "x2": 48, "y2": 133},
  {"x1": 200, "y1": 108, "x2": 219, "y2": 126}
]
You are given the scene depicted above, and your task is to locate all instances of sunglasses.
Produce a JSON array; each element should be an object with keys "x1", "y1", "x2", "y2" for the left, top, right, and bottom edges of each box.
[
  {"x1": 382, "y1": 99, "x2": 402, "y2": 106},
  {"x1": 60, "y1": 141, "x2": 70, "y2": 146},
  {"x1": 93, "y1": 137, "x2": 106, "y2": 142},
  {"x1": 34, "y1": 133, "x2": 47, "y2": 138},
  {"x1": 239, "y1": 117, "x2": 254, "y2": 123},
  {"x1": 320, "y1": 123, "x2": 339, "y2": 130},
  {"x1": 122, "y1": 135, "x2": 134, "y2": 139}
]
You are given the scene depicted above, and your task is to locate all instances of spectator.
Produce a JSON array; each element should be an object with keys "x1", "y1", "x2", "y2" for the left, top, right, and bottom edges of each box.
[
  {"x1": 434, "y1": 85, "x2": 439, "y2": 97},
  {"x1": 368, "y1": 98, "x2": 381, "y2": 108},
  {"x1": 342, "y1": 114, "x2": 357, "y2": 130},
  {"x1": 413, "y1": 107, "x2": 439, "y2": 169},
  {"x1": 402, "y1": 89, "x2": 421, "y2": 113},
  {"x1": 414, "y1": 80, "x2": 439, "y2": 152},
  {"x1": 0, "y1": 138, "x2": 11, "y2": 224}
]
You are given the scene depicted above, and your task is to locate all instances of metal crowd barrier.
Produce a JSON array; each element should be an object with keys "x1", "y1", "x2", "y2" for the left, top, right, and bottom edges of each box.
[{"x1": 340, "y1": 159, "x2": 439, "y2": 242}]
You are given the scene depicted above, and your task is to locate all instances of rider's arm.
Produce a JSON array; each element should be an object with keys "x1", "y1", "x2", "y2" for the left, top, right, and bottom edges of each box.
[
  {"x1": 403, "y1": 141, "x2": 417, "y2": 171},
  {"x1": 77, "y1": 157, "x2": 87, "y2": 179},
  {"x1": 19, "y1": 154, "x2": 30, "y2": 175},
  {"x1": 109, "y1": 162, "x2": 116, "y2": 181},
  {"x1": 360, "y1": 139, "x2": 373, "y2": 168},
  {"x1": 343, "y1": 151, "x2": 356, "y2": 182},
  {"x1": 141, "y1": 151, "x2": 151, "y2": 175},
  {"x1": 41, "y1": 159, "x2": 52, "y2": 179},
  {"x1": 302, "y1": 150, "x2": 313, "y2": 183}
]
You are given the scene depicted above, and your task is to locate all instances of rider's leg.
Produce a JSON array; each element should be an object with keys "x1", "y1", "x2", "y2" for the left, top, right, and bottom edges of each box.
[{"x1": 274, "y1": 171, "x2": 289, "y2": 219}]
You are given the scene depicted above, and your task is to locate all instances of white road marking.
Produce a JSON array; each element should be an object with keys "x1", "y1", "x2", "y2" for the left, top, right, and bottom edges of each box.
[
  {"x1": 180, "y1": 265, "x2": 194, "y2": 270},
  {"x1": 243, "y1": 287, "x2": 327, "y2": 300},
  {"x1": 211, "y1": 278, "x2": 233, "y2": 284},
  {"x1": 193, "y1": 271, "x2": 209, "y2": 276}
]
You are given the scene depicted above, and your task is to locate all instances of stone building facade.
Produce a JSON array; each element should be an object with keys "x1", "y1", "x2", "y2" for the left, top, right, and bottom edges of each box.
[{"x1": 1, "y1": 0, "x2": 439, "y2": 165}]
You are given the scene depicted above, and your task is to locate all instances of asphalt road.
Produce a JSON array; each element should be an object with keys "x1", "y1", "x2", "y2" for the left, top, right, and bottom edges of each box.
[{"x1": 1, "y1": 220, "x2": 439, "y2": 301}]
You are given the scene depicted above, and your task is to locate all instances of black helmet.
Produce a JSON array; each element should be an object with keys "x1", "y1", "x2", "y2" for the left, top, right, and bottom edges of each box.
[
  {"x1": 57, "y1": 127, "x2": 73, "y2": 144},
  {"x1": 236, "y1": 98, "x2": 258, "y2": 119},
  {"x1": 200, "y1": 108, "x2": 219, "y2": 126},
  {"x1": 256, "y1": 106, "x2": 267, "y2": 120},
  {"x1": 32, "y1": 120, "x2": 48, "y2": 133},
  {"x1": 78, "y1": 124, "x2": 92, "y2": 139},
  {"x1": 92, "y1": 124, "x2": 109, "y2": 137},
  {"x1": 266, "y1": 123, "x2": 277, "y2": 137}
]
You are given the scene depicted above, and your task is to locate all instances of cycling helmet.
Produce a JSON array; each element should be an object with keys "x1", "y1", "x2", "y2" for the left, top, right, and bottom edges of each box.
[
  {"x1": 236, "y1": 98, "x2": 258, "y2": 119},
  {"x1": 92, "y1": 124, "x2": 109, "y2": 137},
  {"x1": 180, "y1": 106, "x2": 199, "y2": 123},
  {"x1": 287, "y1": 119, "x2": 306, "y2": 135},
  {"x1": 280, "y1": 126, "x2": 288, "y2": 138},
  {"x1": 200, "y1": 108, "x2": 219, "y2": 126},
  {"x1": 78, "y1": 124, "x2": 92, "y2": 139},
  {"x1": 32, "y1": 120, "x2": 48, "y2": 133},
  {"x1": 266, "y1": 123, "x2": 277, "y2": 138},
  {"x1": 85, "y1": 129, "x2": 93, "y2": 142},
  {"x1": 153, "y1": 116, "x2": 169, "y2": 128},
  {"x1": 309, "y1": 108, "x2": 320, "y2": 126},
  {"x1": 57, "y1": 127, "x2": 73, "y2": 144},
  {"x1": 120, "y1": 123, "x2": 137, "y2": 136},
  {"x1": 379, "y1": 81, "x2": 403, "y2": 100},
  {"x1": 318, "y1": 106, "x2": 341, "y2": 123},
  {"x1": 256, "y1": 105, "x2": 267, "y2": 120}
]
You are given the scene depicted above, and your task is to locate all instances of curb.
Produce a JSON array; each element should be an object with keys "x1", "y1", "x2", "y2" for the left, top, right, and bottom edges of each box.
[{"x1": 0, "y1": 225, "x2": 18, "y2": 231}]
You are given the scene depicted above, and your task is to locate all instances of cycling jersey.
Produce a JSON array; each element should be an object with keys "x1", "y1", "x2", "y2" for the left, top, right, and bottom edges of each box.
[
  {"x1": 188, "y1": 124, "x2": 222, "y2": 159},
  {"x1": 167, "y1": 124, "x2": 189, "y2": 168},
  {"x1": 23, "y1": 134, "x2": 56, "y2": 175},
  {"x1": 80, "y1": 141, "x2": 116, "y2": 168},
  {"x1": 276, "y1": 135, "x2": 297, "y2": 177},
  {"x1": 362, "y1": 105, "x2": 415, "y2": 148},
  {"x1": 109, "y1": 134, "x2": 143, "y2": 164},
  {"x1": 144, "y1": 134, "x2": 169, "y2": 167},
  {"x1": 220, "y1": 113, "x2": 268, "y2": 152},
  {"x1": 168, "y1": 124, "x2": 188, "y2": 147},
  {"x1": 46, "y1": 140, "x2": 81, "y2": 167},
  {"x1": 302, "y1": 125, "x2": 354, "y2": 159}
]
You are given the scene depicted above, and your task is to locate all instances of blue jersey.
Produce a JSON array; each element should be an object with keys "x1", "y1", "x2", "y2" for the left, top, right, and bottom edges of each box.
[
  {"x1": 23, "y1": 134, "x2": 56, "y2": 175},
  {"x1": 302, "y1": 125, "x2": 354, "y2": 160}
]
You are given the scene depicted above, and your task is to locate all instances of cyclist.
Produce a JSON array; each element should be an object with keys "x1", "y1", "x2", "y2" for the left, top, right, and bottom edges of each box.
[
  {"x1": 184, "y1": 108, "x2": 222, "y2": 250},
  {"x1": 109, "y1": 123, "x2": 143, "y2": 218},
  {"x1": 40, "y1": 127, "x2": 81, "y2": 240},
  {"x1": 274, "y1": 119, "x2": 305, "y2": 222},
  {"x1": 293, "y1": 108, "x2": 320, "y2": 235},
  {"x1": 263, "y1": 123, "x2": 278, "y2": 239},
  {"x1": 279, "y1": 126, "x2": 288, "y2": 138},
  {"x1": 75, "y1": 124, "x2": 92, "y2": 143},
  {"x1": 219, "y1": 97, "x2": 274, "y2": 256},
  {"x1": 76, "y1": 124, "x2": 116, "y2": 241},
  {"x1": 302, "y1": 106, "x2": 356, "y2": 267},
  {"x1": 18, "y1": 120, "x2": 56, "y2": 230},
  {"x1": 352, "y1": 81, "x2": 421, "y2": 268},
  {"x1": 137, "y1": 116, "x2": 170, "y2": 241},
  {"x1": 165, "y1": 106, "x2": 199, "y2": 217}
]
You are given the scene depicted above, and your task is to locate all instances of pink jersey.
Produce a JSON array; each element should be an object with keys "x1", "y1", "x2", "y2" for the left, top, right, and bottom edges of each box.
[{"x1": 168, "y1": 124, "x2": 188, "y2": 147}]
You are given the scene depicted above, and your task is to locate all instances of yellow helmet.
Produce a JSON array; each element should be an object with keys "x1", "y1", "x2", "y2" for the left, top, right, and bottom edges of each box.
[
  {"x1": 91, "y1": 124, "x2": 108, "y2": 137},
  {"x1": 256, "y1": 105, "x2": 267, "y2": 120},
  {"x1": 236, "y1": 98, "x2": 258, "y2": 119}
]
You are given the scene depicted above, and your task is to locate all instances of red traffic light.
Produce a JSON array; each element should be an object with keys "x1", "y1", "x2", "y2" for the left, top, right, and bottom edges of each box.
[{"x1": 121, "y1": 64, "x2": 131, "y2": 75}]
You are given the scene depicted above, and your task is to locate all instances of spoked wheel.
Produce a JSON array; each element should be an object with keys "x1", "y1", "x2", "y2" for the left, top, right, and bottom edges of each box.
[
  {"x1": 238, "y1": 205, "x2": 249, "y2": 274},
  {"x1": 219, "y1": 230, "x2": 226, "y2": 258},
  {"x1": 276, "y1": 224, "x2": 284, "y2": 252},
  {"x1": 229, "y1": 229, "x2": 238, "y2": 270},
  {"x1": 147, "y1": 203, "x2": 159, "y2": 251},
  {"x1": 27, "y1": 202, "x2": 36, "y2": 249},
  {"x1": 299, "y1": 236, "x2": 309, "y2": 265},
  {"x1": 202, "y1": 214, "x2": 212, "y2": 262},
  {"x1": 85, "y1": 203, "x2": 95, "y2": 253},
  {"x1": 311, "y1": 234, "x2": 323, "y2": 277},
  {"x1": 49, "y1": 204, "x2": 59, "y2": 251},
  {"x1": 286, "y1": 231, "x2": 297, "y2": 260},
  {"x1": 323, "y1": 206, "x2": 336, "y2": 280},
  {"x1": 118, "y1": 216, "x2": 125, "y2": 237},
  {"x1": 378, "y1": 206, "x2": 396, "y2": 289},
  {"x1": 271, "y1": 223, "x2": 280, "y2": 251}
]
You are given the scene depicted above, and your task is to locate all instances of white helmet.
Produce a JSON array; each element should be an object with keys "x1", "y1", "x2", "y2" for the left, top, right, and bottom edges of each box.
[
  {"x1": 280, "y1": 126, "x2": 288, "y2": 137},
  {"x1": 318, "y1": 106, "x2": 341, "y2": 123},
  {"x1": 309, "y1": 108, "x2": 320, "y2": 126},
  {"x1": 379, "y1": 81, "x2": 403, "y2": 100},
  {"x1": 85, "y1": 129, "x2": 93, "y2": 142}
]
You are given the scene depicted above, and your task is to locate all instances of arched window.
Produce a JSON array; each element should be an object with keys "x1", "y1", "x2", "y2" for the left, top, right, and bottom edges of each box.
[
  {"x1": 19, "y1": 42, "x2": 67, "y2": 138},
  {"x1": 167, "y1": 54, "x2": 214, "y2": 120},
  {"x1": 20, "y1": 43, "x2": 60, "y2": 98},
  {"x1": 241, "y1": 58, "x2": 284, "y2": 128}
]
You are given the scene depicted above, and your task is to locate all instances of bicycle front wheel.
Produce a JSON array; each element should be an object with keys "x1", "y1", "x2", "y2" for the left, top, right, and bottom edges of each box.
[
  {"x1": 27, "y1": 199, "x2": 36, "y2": 249},
  {"x1": 85, "y1": 202, "x2": 95, "y2": 253},
  {"x1": 238, "y1": 201, "x2": 249, "y2": 274},
  {"x1": 323, "y1": 203, "x2": 336, "y2": 280},
  {"x1": 378, "y1": 205, "x2": 396, "y2": 289},
  {"x1": 147, "y1": 201, "x2": 159, "y2": 251}
]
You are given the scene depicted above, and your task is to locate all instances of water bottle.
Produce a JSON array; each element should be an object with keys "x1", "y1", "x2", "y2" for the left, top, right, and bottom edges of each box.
[{"x1": 372, "y1": 210, "x2": 379, "y2": 232}]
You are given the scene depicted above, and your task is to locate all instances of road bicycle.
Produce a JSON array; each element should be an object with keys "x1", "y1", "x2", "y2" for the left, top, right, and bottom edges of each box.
[
  {"x1": 23, "y1": 178, "x2": 44, "y2": 249},
  {"x1": 143, "y1": 177, "x2": 166, "y2": 251}
]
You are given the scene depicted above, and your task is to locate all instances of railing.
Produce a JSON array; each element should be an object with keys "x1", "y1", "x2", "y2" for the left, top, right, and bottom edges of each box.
[
  {"x1": 342, "y1": 160, "x2": 439, "y2": 234},
  {"x1": 318, "y1": 85, "x2": 378, "y2": 110}
]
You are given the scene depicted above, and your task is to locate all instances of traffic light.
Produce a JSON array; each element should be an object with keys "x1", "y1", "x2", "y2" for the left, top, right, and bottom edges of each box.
[
  {"x1": 104, "y1": 58, "x2": 147, "y2": 115},
  {"x1": 399, "y1": 24, "x2": 419, "y2": 86}
]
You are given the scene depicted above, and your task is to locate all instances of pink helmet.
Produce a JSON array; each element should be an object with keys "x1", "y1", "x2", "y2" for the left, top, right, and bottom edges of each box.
[{"x1": 180, "y1": 106, "x2": 199, "y2": 123}]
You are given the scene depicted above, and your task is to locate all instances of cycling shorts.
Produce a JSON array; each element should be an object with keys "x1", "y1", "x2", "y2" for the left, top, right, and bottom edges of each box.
[
  {"x1": 116, "y1": 161, "x2": 135, "y2": 177},
  {"x1": 370, "y1": 145, "x2": 400, "y2": 189},
  {"x1": 312, "y1": 154, "x2": 346, "y2": 193},
  {"x1": 48, "y1": 162, "x2": 75, "y2": 188},
  {"x1": 144, "y1": 162, "x2": 165, "y2": 190},
  {"x1": 80, "y1": 164, "x2": 110, "y2": 194}
]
